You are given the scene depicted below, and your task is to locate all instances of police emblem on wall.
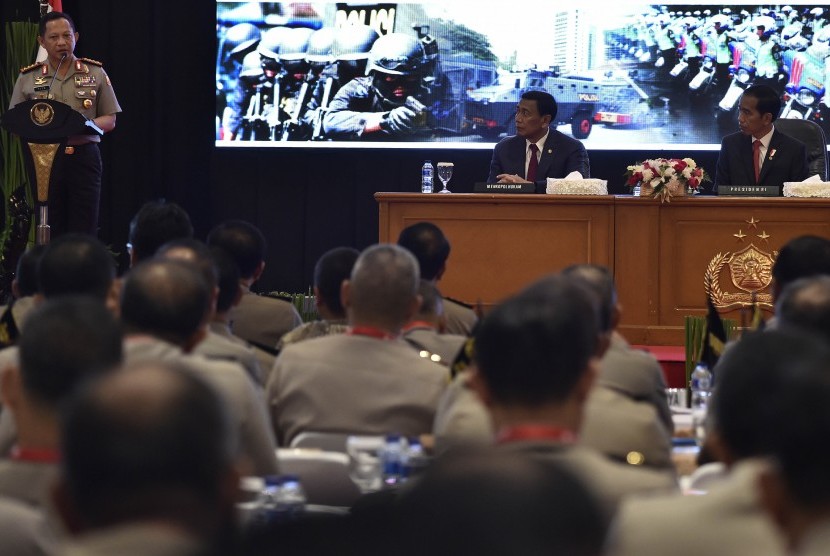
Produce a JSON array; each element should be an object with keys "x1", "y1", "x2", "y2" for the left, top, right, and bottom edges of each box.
[
  {"x1": 30, "y1": 102, "x2": 55, "y2": 127},
  {"x1": 705, "y1": 244, "x2": 776, "y2": 310}
]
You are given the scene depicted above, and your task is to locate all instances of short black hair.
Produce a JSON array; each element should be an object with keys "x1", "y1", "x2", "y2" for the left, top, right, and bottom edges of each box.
[
  {"x1": 39, "y1": 11, "x2": 76, "y2": 36},
  {"x1": 128, "y1": 200, "x2": 194, "y2": 263},
  {"x1": 20, "y1": 296, "x2": 122, "y2": 407},
  {"x1": 120, "y1": 259, "x2": 210, "y2": 347},
  {"x1": 711, "y1": 330, "x2": 828, "y2": 460},
  {"x1": 313, "y1": 247, "x2": 359, "y2": 317},
  {"x1": 397, "y1": 222, "x2": 450, "y2": 281},
  {"x1": 521, "y1": 90, "x2": 558, "y2": 121},
  {"x1": 14, "y1": 245, "x2": 46, "y2": 297},
  {"x1": 562, "y1": 264, "x2": 616, "y2": 333},
  {"x1": 37, "y1": 234, "x2": 114, "y2": 300},
  {"x1": 60, "y1": 361, "x2": 234, "y2": 528},
  {"x1": 393, "y1": 451, "x2": 606, "y2": 555},
  {"x1": 474, "y1": 274, "x2": 599, "y2": 406},
  {"x1": 742, "y1": 84, "x2": 781, "y2": 123},
  {"x1": 772, "y1": 235, "x2": 830, "y2": 293},
  {"x1": 776, "y1": 275, "x2": 830, "y2": 342},
  {"x1": 207, "y1": 220, "x2": 266, "y2": 279},
  {"x1": 211, "y1": 246, "x2": 241, "y2": 314}
]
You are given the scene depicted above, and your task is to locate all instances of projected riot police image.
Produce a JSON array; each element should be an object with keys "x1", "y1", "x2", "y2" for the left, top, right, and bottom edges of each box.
[{"x1": 215, "y1": 2, "x2": 830, "y2": 148}]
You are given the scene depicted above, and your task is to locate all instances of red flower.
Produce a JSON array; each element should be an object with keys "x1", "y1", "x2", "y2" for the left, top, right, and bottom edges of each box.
[{"x1": 674, "y1": 159, "x2": 688, "y2": 171}]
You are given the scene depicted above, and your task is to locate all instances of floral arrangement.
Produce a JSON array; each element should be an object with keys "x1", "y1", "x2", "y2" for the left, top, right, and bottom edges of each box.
[{"x1": 625, "y1": 158, "x2": 710, "y2": 202}]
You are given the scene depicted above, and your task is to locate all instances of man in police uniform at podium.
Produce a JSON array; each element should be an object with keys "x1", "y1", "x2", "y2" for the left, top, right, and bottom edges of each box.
[{"x1": 9, "y1": 11, "x2": 121, "y2": 237}]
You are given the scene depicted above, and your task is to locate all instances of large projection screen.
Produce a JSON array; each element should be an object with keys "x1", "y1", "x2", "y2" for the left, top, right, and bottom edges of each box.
[{"x1": 215, "y1": 2, "x2": 830, "y2": 150}]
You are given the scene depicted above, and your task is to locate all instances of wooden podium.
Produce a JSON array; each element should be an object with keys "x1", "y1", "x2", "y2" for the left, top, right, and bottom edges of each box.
[{"x1": 376, "y1": 193, "x2": 830, "y2": 345}]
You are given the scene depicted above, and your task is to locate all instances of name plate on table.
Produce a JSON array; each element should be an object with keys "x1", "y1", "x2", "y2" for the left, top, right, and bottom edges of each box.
[
  {"x1": 474, "y1": 182, "x2": 536, "y2": 193},
  {"x1": 718, "y1": 185, "x2": 779, "y2": 196}
]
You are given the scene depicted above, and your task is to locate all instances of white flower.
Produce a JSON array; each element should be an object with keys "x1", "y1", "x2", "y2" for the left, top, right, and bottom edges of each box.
[
  {"x1": 683, "y1": 157, "x2": 696, "y2": 168},
  {"x1": 682, "y1": 166, "x2": 693, "y2": 178},
  {"x1": 642, "y1": 168, "x2": 654, "y2": 181}
]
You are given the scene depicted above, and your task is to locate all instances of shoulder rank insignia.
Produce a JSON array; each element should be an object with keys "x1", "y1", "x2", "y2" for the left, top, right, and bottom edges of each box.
[
  {"x1": 20, "y1": 61, "x2": 45, "y2": 74},
  {"x1": 78, "y1": 57, "x2": 103, "y2": 67}
]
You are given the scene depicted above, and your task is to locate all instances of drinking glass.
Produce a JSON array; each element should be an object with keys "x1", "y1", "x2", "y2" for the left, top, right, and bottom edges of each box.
[
  {"x1": 436, "y1": 162, "x2": 454, "y2": 193},
  {"x1": 346, "y1": 436, "x2": 384, "y2": 493}
]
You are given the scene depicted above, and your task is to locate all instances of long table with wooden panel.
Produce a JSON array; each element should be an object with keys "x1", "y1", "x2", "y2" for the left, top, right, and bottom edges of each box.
[{"x1": 376, "y1": 193, "x2": 830, "y2": 345}]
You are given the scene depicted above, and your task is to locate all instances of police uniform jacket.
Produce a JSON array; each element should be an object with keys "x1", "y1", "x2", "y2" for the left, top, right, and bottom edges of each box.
[
  {"x1": 231, "y1": 290, "x2": 303, "y2": 351},
  {"x1": 609, "y1": 459, "x2": 786, "y2": 556},
  {"x1": 442, "y1": 298, "x2": 477, "y2": 337},
  {"x1": 10, "y1": 57, "x2": 121, "y2": 144},
  {"x1": 0, "y1": 498, "x2": 57, "y2": 556},
  {"x1": 267, "y1": 333, "x2": 449, "y2": 446},
  {"x1": 0, "y1": 459, "x2": 57, "y2": 508}
]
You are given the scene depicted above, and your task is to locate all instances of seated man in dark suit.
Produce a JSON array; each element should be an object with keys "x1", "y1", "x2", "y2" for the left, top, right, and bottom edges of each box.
[
  {"x1": 714, "y1": 84, "x2": 808, "y2": 192},
  {"x1": 486, "y1": 90, "x2": 590, "y2": 193}
]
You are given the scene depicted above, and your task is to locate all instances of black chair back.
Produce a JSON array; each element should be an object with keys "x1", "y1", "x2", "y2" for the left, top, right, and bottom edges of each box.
[{"x1": 774, "y1": 119, "x2": 828, "y2": 181}]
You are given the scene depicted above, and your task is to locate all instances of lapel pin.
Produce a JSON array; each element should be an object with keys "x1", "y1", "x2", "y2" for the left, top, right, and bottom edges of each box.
[
  {"x1": 769, "y1": 148, "x2": 777, "y2": 160},
  {"x1": 547, "y1": 148, "x2": 552, "y2": 154}
]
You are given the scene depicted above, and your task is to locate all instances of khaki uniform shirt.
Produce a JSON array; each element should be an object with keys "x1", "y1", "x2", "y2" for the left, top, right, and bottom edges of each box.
[{"x1": 10, "y1": 57, "x2": 121, "y2": 144}]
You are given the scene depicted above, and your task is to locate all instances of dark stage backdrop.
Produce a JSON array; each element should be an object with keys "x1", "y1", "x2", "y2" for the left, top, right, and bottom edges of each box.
[{"x1": 2, "y1": 1, "x2": 720, "y2": 293}]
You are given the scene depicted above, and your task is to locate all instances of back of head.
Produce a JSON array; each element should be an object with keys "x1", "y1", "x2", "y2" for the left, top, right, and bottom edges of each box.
[
  {"x1": 521, "y1": 90, "x2": 558, "y2": 120},
  {"x1": 14, "y1": 244, "x2": 46, "y2": 298},
  {"x1": 19, "y1": 296, "x2": 122, "y2": 408},
  {"x1": 393, "y1": 451, "x2": 605, "y2": 556},
  {"x1": 742, "y1": 84, "x2": 782, "y2": 122},
  {"x1": 38, "y1": 234, "x2": 114, "y2": 300},
  {"x1": 207, "y1": 220, "x2": 266, "y2": 280},
  {"x1": 561, "y1": 264, "x2": 616, "y2": 333},
  {"x1": 771, "y1": 236, "x2": 830, "y2": 297},
  {"x1": 60, "y1": 361, "x2": 235, "y2": 534},
  {"x1": 711, "y1": 330, "x2": 830, "y2": 460},
  {"x1": 120, "y1": 259, "x2": 210, "y2": 347},
  {"x1": 397, "y1": 222, "x2": 449, "y2": 281},
  {"x1": 313, "y1": 247, "x2": 359, "y2": 317},
  {"x1": 128, "y1": 200, "x2": 194, "y2": 264},
  {"x1": 776, "y1": 275, "x2": 830, "y2": 342},
  {"x1": 475, "y1": 274, "x2": 599, "y2": 406},
  {"x1": 157, "y1": 238, "x2": 219, "y2": 293},
  {"x1": 348, "y1": 244, "x2": 419, "y2": 330}
]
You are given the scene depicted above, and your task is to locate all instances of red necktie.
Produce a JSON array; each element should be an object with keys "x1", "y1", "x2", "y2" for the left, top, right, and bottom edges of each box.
[
  {"x1": 527, "y1": 143, "x2": 539, "y2": 182},
  {"x1": 753, "y1": 139, "x2": 762, "y2": 183}
]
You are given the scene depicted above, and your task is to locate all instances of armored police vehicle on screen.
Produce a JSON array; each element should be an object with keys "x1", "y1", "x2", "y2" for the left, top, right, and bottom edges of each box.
[{"x1": 463, "y1": 68, "x2": 599, "y2": 140}]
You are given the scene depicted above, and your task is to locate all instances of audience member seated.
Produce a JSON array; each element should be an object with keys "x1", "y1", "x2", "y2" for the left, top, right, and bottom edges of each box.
[
  {"x1": 402, "y1": 280, "x2": 467, "y2": 367},
  {"x1": 468, "y1": 274, "x2": 676, "y2": 518},
  {"x1": 207, "y1": 220, "x2": 302, "y2": 350},
  {"x1": 0, "y1": 298, "x2": 122, "y2": 508},
  {"x1": 397, "y1": 222, "x2": 477, "y2": 336},
  {"x1": 54, "y1": 361, "x2": 239, "y2": 556},
  {"x1": 0, "y1": 245, "x2": 46, "y2": 346},
  {"x1": 267, "y1": 244, "x2": 448, "y2": 445},
  {"x1": 768, "y1": 235, "x2": 830, "y2": 328},
  {"x1": 127, "y1": 200, "x2": 194, "y2": 267},
  {"x1": 158, "y1": 238, "x2": 264, "y2": 385},
  {"x1": 277, "y1": 246, "x2": 358, "y2": 351},
  {"x1": 563, "y1": 265, "x2": 673, "y2": 470},
  {"x1": 609, "y1": 331, "x2": 822, "y2": 555},
  {"x1": 120, "y1": 258, "x2": 279, "y2": 476},
  {"x1": 758, "y1": 343, "x2": 830, "y2": 556},
  {"x1": 0, "y1": 234, "x2": 117, "y2": 456}
]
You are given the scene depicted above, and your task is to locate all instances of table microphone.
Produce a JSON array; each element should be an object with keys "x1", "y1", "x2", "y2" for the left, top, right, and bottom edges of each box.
[{"x1": 46, "y1": 53, "x2": 67, "y2": 98}]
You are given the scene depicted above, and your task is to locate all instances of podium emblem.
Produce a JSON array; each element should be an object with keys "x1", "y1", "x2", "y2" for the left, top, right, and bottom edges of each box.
[
  {"x1": 704, "y1": 243, "x2": 776, "y2": 309},
  {"x1": 30, "y1": 102, "x2": 55, "y2": 127}
]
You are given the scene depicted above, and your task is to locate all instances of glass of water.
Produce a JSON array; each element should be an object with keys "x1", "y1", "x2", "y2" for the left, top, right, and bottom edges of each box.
[{"x1": 436, "y1": 162, "x2": 454, "y2": 194}]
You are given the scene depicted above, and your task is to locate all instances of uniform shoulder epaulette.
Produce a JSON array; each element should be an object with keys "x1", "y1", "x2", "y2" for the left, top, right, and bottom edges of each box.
[
  {"x1": 78, "y1": 57, "x2": 103, "y2": 67},
  {"x1": 19, "y1": 61, "x2": 45, "y2": 74},
  {"x1": 444, "y1": 296, "x2": 474, "y2": 309}
]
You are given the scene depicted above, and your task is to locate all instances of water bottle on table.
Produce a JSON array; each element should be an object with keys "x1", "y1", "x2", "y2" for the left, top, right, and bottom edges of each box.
[
  {"x1": 421, "y1": 161, "x2": 434, "y2": 193},
  {"x1": 690, "y1": 362, "x2": 713, "y2": 444}
]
